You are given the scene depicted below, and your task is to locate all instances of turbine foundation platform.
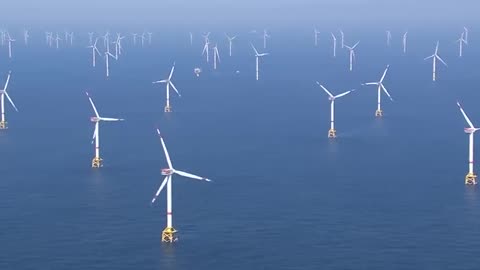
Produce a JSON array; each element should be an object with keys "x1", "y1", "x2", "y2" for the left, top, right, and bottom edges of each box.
[
  {"x1": 164, "y1": 105, "x2": 172, "y2": 113},
  {"x1": 465, "y1": 173, "x2": 477, "y2": 185},
  {"x1": 162, "y1": 227, "x2": 178, "y2": 243},
  {"x1": 0, "y1": 121, "x2": 6, "y2": 129},
  {"x1": 375, "y1": 109, "x2": 383, "y2": 117},
  {"x1": 92, "y1": 157, "x2": 103, "y2": 168},
  {"x1": 328, "y1": 129, "x2": 336, "y2": 138}
]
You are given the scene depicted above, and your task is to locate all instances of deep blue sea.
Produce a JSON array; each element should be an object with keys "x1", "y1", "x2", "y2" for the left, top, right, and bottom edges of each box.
[{"x1": 1, "y1": 28, "x2": 480, "y2": 269}]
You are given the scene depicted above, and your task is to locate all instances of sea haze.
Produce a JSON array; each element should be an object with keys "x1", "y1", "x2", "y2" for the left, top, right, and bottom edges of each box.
[{"x1": 1, "y1": 28, "x2": 480, "y2": 269}]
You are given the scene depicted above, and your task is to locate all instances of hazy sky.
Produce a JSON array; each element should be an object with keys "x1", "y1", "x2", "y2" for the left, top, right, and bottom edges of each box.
[{"x1": 3, "y1": 0, "x2": 478, "y2": 28}]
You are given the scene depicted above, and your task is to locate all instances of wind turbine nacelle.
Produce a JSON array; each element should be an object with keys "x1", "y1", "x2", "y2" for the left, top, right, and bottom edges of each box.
[
  {"x1": 162, "y1": 168, "x2": 174, "y2": 175},
  {"x1": 465, "y1": 128, "x2": 476, "y2": 134},
  {"x1": 90, "y1": 117, "x2": 100, "y2": 122},
  {"x1": 328, "y1": 97, "x2": 335, "y2": 101}
]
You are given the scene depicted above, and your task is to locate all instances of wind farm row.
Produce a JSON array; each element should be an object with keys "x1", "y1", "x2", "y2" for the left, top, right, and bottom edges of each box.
[{"x1": 0, "y1": 26, "x2": 476, "y2": 244}]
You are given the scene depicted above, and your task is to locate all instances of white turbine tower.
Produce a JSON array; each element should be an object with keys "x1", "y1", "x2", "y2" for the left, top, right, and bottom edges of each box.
[
  {"x1": 86, "y1": 92, "x2": 124, "y2": 168},
  {"x1": 314, "y1": 28, "x2": 320, "y2": 46},
  {"x1": 386, "y1": 30, "x2": 392, "y2": 46},
  {"x1": 213, "y1": 44, "x2": 220, "y2": 70},
  {"x1": 456, "y1": 32, "x2": 467, "y2": 57},
  {"x1": 0, "y1": 71, "x2": 18, "y2": 129},
  {"x1": 424, "y1": 41, "x2": 447, "y2": 82},
  {"x1": 316, "y1": 82, "x2": 355, "y2": 138},
  {"x1": 331, "y1": 33, "x2": 337, "y2": 57},
  {"x1": 463, "y1": 26, "x2": 469, "y2": 44},
  {"x1": 132, "y1": 33, "x2": 138, "y2": 46},
  {"x1": 339, "y1": 29, "x2": 345, "y2": 48},
  {"x1": 87, "y1": 38, "x2": 101, "y2": 67},
  {"x1": 251, "y1": 44, "x2": 269, "y2": 81},
  {"x1": 345, "y1": 41, "x2": 359, "y2": 71},
  {"x1": 7, "y1": 34, "x2": 15, "y2": 59},
  {"x1": 23, "y1": 29, "x2": 29, "y2": 46},
  {"x1": 363, "y1": 65, "x2": 393, "y2": 117},
  {"x1": 263, "y1": 29, "x2": 270, "y2": 49},
  {"x1": 225, "y1": 33, "x2": 236, "y2": 56},
  {"x1": 152, "y1": 63, "x2": 181, "y2": 113},
  {"x1": 457, "y1": 101, "x2": 479, "y2": 185},
  {"x1": 202, "y1": 39, "x2": 210, "y2": 63},
  {"x1": 88, "y1": 32, "x2": 94, "y2": 46},
  {"x1": 402, "y1": 31, "x2": 408, "y2": 54},
  {"x1": 151, "y1": 128, "x2": 211, "y2": 243},
  {"x1": 189, "y1": 32, "x2": 193, "y2": 46}
]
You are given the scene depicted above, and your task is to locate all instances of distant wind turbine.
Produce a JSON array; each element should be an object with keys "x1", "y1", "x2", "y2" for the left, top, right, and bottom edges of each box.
[
  {"x1": 424, "y1": 41, "x2": 447, "y2": 82},
  {"x1": 457, "y1": 101, "x2": 479, "y2": 185},
  {"x1": 362, "y1": 65, "x2": 393, "y2": 117},
  {"x1": 345, "y1": 41, "x2": 359, "y2": 71},
  {"x1": 316, "y1": 82, "x2": 355, "y2": 138},
  {"x1": 331, "y1": 33, "x2": 337, "y2": 57},
  {"x1": 251, "y1": 43, "x2": 269, "y2": 81}
]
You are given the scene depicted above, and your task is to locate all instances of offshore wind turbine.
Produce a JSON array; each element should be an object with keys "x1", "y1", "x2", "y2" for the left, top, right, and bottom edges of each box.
[
  {"x1": 202, "y1": 38, "x2": 210, "y2": 62},
  {"x1": 86, "y1": 92, "x2": 124, "y2": 168},
  {"x1": 362, "y1": 65, "x2": 393, "y2": 117},
  {"x1": 251, "y1": 43, "x2": 269, "y2": 81},
  {"x1": 0, "y1": 71, "x2": 18, "y2": 129},
  {"x1": 316, "y1": 82, "x2": 355, "y2": 138},
  {"x1": 225, "y1": 33, "x2": 236, "y2": 56},
  {"x1": 151, "y1": 128, "x2": 211, "y2": 243},
  {"x1": 132, "y1": 33, "x2": 138, "y2": 46},
  {"x1": 104, "y1": 48, "x2": 116, "y2": 77},
  {"x1": 147, "y1": 32, "x2": 152, "y2": 45},
  {"x1": 263, "y1": 29, "x2": 270, "y2": 49},
  {"x1": 463, "y1": 26, "x2": 469, "y2": 43},
  {"x1": 386, "y1": 30, "x2": 392, "y2": 46},
  {"x1": 339, "y1": 29, "x2": 344, "y2": 48},
  {"x1": 402, "y1": 31, "x2": 408, "y2": 54},
  {"x1": 152, "y1": 63, "x2": 181, "y2": 112},
  {"x1": 7, "y1": 34, "x2": 15, "y2": 58},
  {"x1": 345, "y1": 41, "x2": 359, "y2": 71},
  {"x1": 88, "y1": 32, "x2": 94, "y2": 45},
  {"x1": 87, "y1": 38, "x2": 101, "y2": 67},
  {"x1": 331, "y1": 33, "x2": 337, "y2": 57},
  {"x1": 314, "y1": 28, "x2": 320, "y2": 46},
  {"x1": 456, "y1": 32, "x2": 467, "y2": 57},
  {"x1": 424, "y1": 41, "x2": 447, "y2": 82},
  {"x1": 457, "y1": 101, "x2": 479, "y2": 185},
  {"x1": 213, "y1": 44, "x2": 220, "y2": 70},
  {"x1": 23, "y1": 29, "x2": 29, "y2": 46}
]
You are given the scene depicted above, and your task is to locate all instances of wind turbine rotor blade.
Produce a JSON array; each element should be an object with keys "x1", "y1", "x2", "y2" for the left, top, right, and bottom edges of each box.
[
  {"x1": 381, "y1": 84, "x2": 393, "y2": 101},
  {"x1": 363, "y1": 82, "x2": 379, "y2": 86},
  {"x1": 86, "y1": 92, "x2": 100, "y2": 117},
  {"x1": 174, "y1": 170, "x2": 211, "y2": 182},
  {"x1": 258, "y1": 53, "x2": 269, "y2": 56},
  {"x1": 352, "y1": 41, "x2": 360, "y2": 49},
  {"x1": 380, "y1": 65, "x2": 390, "y2": 82},
  {"x1": 4, "y1": 92, "x2": 18, "y2": 112},
  {"x1": 250, "y1": 43, "x2": 259, "y2": 55},
  {"x1": 316, "y1": 82, "x2": 334, "y2": 97},
  {"x1": 3, "y1": 71, "x2": 11, "y2": 90},
  {"x1": 436, "y1": 55, "x2": 448, "y2": 66},
  {"x1": 99, "y1": 117, "x2": 124, "y2": 121},
  {"x1": 151, "y1": 176, "x2": 169, "y2": 204},
  {"x1": 334, "y1": 89, "x2": 355, "y2": 99},
  {"x1": 156, "y1": 129, "x2": 173, "y2": 169},
  {"x1": 91, "y1": 123, "x2": 98, "y2": 144},
  {"x1": 169, "y1": 82, "x2": 181, "y2": 97},
  {"x1": 152, "y1": 80, "x2": 168, "y2": 84},
  {"x1": 168, "y1": 63, "x2": 175, "y2": 80},
  {"x1": 424, "y1": 55, "x2": 434, "y2": 60},
  {"x1": 457, "y1": 102, "x2": 475, "y2": 128}
]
